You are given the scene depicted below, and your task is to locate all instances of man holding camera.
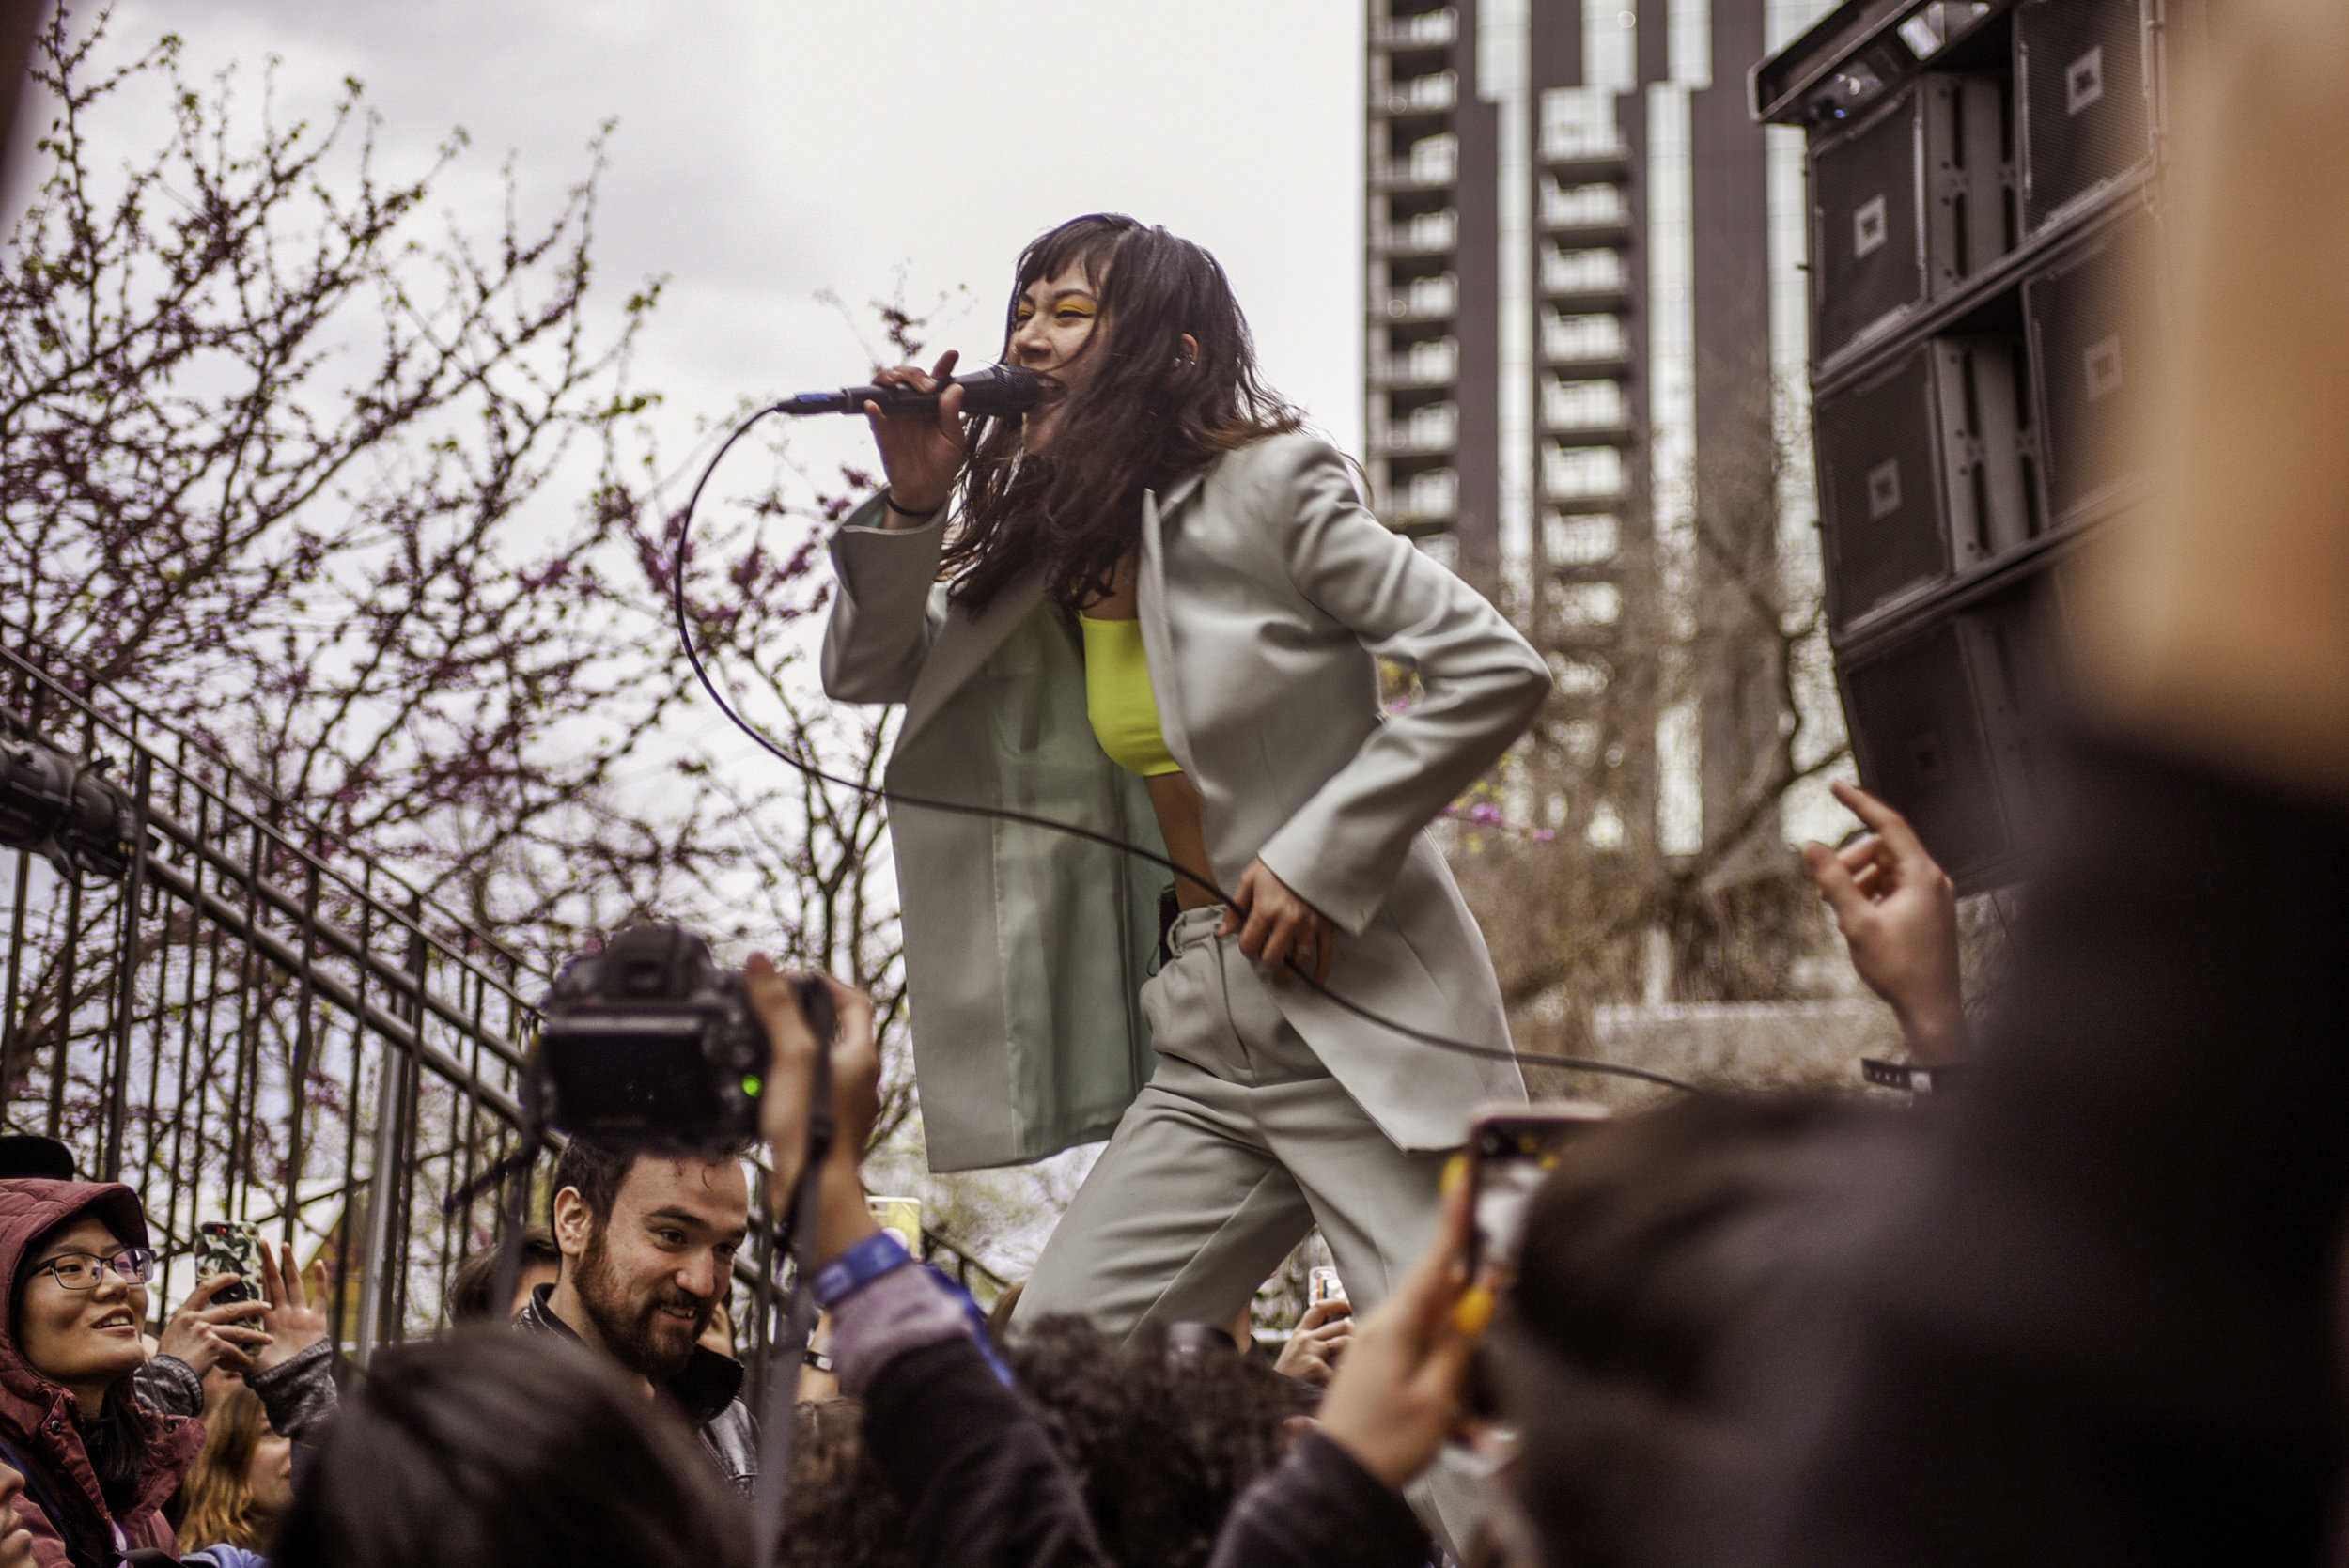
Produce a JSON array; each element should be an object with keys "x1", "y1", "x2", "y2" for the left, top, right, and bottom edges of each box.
[{"x1": 514, "y1": 1135, "x2": 758, "y2": 1491}]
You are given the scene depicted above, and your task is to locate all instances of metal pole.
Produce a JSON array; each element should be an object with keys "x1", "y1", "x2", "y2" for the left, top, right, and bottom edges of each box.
[
  {"x1": 351, "y1": 1027, "x2": 410, "y2": 1362},
  {"x1": 100, "y1": 753, "x2": 152, "y2": 1180}
]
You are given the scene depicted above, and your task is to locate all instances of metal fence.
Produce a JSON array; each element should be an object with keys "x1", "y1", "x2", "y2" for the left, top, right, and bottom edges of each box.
[{"x1": 1, "y1": 630, "x2": 1003, "y2": 1378}]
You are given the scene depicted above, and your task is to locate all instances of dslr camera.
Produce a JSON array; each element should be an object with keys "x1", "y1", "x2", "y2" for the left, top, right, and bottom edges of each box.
[{"x1": 536, "y1": 924, "x2": 834, "y2": 1144}]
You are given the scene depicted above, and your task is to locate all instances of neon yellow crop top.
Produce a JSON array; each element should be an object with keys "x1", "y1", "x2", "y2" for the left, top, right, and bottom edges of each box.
[{"x1": 1077, "y1": 615, "x2": 1181, "y2": 778}]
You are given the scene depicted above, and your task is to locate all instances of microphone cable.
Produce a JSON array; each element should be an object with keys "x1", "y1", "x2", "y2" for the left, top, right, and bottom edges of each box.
[{"x1": 671, "y1": 404, "x2": 1703, "y2": 1097}]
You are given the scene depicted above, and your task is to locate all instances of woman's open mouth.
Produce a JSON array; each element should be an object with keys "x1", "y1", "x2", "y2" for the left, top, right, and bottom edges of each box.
[{"x1": 90, "y1": 1310, "x2": 138, "y2": 1334}]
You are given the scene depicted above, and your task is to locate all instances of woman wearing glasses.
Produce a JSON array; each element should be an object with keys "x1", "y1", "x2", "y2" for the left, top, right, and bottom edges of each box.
[{"x1": 0, "y1": 1178, "x2": 203, "y2": 1567}]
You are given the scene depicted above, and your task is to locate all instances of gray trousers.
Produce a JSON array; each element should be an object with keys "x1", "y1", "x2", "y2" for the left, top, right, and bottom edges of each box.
[
  {"x1": 1017, "y1": 907, "x2": 1450, "y2": 1330},
  {"x1": 1016, "y1": 907, "x2": 1479, "y2": 1555}
]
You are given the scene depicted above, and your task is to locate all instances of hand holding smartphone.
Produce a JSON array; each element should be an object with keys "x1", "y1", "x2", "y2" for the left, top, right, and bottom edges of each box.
[{"x1": 1466, "y1": 1101, "x2": 1610, "y2": 1277}]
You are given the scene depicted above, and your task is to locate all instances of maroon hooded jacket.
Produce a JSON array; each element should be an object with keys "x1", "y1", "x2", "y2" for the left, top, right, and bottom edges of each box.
[{"x1": 0, "y1": 1179, "x2": 203, "y2": 1568}]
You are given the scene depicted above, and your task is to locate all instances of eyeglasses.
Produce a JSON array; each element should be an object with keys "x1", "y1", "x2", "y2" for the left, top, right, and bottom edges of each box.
[{"x1": 31, "y1": 1248, "x2": 157, "y2": 1292}]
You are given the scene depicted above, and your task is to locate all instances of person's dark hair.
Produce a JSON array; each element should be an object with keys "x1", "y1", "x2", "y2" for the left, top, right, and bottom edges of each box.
[
  {"x1": 272, "y1": 1328, "x2": 751, "y2": 1568},
  {"x1": 547, "y1": 1137, "x2": 751, "y2": 1234},
  {"x1": 941, "y1": 212, "x2": 1306, "y2": 613},
  {"x1": 1008, "y1": 1315, "x2": 1315, "y2": 1568},
  {"x1": 444, "y1": 1225, "x2": 561, "y2": 1324},
  {"x1": 547, "y1": 1136, "x2": 635, "y2": 1231},
  {"x1": 1491, "y1": 1093, "x2": 1916, "y2": 1568},
  {"x1": 771, "y1": 1318, "x2": 1310, "y2": 1568},
  {"x1": 772, "y1": 1400, "x2": 916, "y2": 1568}
]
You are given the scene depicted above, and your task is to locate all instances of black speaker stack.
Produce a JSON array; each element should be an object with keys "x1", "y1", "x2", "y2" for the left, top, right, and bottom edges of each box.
[{"x1": 1752, "y1": 0, "x2": 2201, "y2": 889}]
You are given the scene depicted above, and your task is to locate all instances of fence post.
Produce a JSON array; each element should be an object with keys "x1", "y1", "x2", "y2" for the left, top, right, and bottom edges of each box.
[
  {"x1": 99, "y1": 753, "x2": 153, "y2": 1181},
  {"x1": 352, "y1": 1035, "x2": 411, "y2": 1361}
]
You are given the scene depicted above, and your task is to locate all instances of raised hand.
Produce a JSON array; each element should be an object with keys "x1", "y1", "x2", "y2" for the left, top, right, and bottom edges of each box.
[
  {"x1": 156, "y1": 1271, "x2": 272, "y2": 1377},
  {"x1": 1272, "y1": 1296, "x2": 1354, "y2": 1387},
  {"x1": 863, "y1": 349, "x2": 969, "y2": 520},
  {"x1": 1221, "y1": 860, "x2": 1338, "y2": 986},
  {"x1": 253, "y1": 1240, "x2": 331, "y2": 1372},
  {"x1": 1801, "y1": 778, "x2": 1967, "y2": 1063}
]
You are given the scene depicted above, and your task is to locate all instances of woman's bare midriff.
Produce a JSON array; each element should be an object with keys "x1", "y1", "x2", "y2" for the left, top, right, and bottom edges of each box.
[
  {"x1": 1086, "y1": 561, "x2": 1221, "y2": 911},
  {"x1": 1147, "y1": 771, "x2": 1221, "y2": 911}
]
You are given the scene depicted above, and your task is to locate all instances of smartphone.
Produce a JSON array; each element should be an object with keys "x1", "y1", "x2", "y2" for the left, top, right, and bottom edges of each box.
[
  {"x1": 866, "y1": 1196, "x2": 922, "y2": 1257},
  {"x1": 194, "y1": 1219, "x2": 268, "y2": 1305},
  {"x1": 1466, "y1": 1101, "x2": 1610, "y2": 1276},
  {"x1": 1308, "y1": 1265, "x2": 1346, "y2": 1307}
]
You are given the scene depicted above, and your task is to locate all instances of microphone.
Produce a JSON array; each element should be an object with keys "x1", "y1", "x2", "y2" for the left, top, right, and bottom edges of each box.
[{"x1": 775, "y1": 363, "x2": 1044, "y2": 419}]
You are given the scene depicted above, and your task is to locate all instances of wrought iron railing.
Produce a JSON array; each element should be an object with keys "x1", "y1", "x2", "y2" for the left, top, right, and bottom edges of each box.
[{"x1": 0, "y1": 629, "x2": 1003, "y2": 1377}]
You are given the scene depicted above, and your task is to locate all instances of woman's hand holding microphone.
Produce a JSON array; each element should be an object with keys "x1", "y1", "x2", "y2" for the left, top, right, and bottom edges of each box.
[{"x1": 865, "y1": 349, "x2": 969, "y2": 525}]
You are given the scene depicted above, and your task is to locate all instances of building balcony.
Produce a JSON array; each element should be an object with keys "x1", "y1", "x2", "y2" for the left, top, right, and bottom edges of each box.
[
  {"x1": 1370, "y1": 70, "x2": 1457, "y2": 118},
  {"x1": 1542, "y1": 211, "x2": 1636, "y2": 247},
  {"x1": 1544, "y1": 483, "x2": 1628, "y2": 515},
  {"x1": 1370, "y1": 141, "x2": 1458, "y2": 193},
  {"x1": 1370, "y1": 349, "x2": 1459, "y2": 390},
  {"x1": 1542, "y1": 283, "x2": 1635, "y2": 316},
  {"x1": 1544, "y1": 514, "x2": 1623, "y2": 568},
  {"x1": 1377, "y1": 419, "x2": 1457, "y2": 457},
  {"x1": 1370, "y1": 210, "x2": 1459, "y2": 257},
  {"x1": 1543, "y1": 344, "x2": 1636, "y2": 380},
  {"x1": 1545, "y1": 417, "x2": 1638, "y2": 448},
  {"x1": 1370, "y1": 8, "x2": 1457, "y2": 50},
  {"x1": 1371, "y1": 276, "x2": 1458, "y2": 323},
  {"x1": 1543, "y1": 318, "x2": 1629, "y2": 359},
  {"x1": 1541, "y1": 145, "x2": 1633, "y2": 184}
]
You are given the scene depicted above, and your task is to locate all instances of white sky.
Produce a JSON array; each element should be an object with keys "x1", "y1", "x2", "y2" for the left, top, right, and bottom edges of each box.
[{"x1": 91, "y1": 0, "x2": 1370, "y2": 489}]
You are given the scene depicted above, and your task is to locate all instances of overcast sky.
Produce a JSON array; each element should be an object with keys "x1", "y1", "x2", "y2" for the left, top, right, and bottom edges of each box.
[{"x1": 94, "y1": 0, "x2": 1369, "y2": 487}]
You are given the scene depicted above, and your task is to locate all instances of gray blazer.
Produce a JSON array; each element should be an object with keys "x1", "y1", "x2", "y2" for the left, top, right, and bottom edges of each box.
[{"x1": 822, "y1": 433, "x2": 1547, "y2": 1171}]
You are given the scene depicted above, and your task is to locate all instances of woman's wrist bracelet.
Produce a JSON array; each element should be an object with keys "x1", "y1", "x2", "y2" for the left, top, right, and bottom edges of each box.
[{"x1": 883, "y1": 488, "x2": 945, "y2": 522}]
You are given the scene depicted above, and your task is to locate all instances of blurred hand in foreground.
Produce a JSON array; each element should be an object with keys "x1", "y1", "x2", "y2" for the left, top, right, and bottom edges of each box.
[{"x1": 1802, "y1": 779, "x2": 1967, "y2": 1063}]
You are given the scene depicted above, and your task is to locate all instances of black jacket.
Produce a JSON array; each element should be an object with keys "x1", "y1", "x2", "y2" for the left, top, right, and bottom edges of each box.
[
  {"x1": 135, "y1": 1340, "x2": 339, "y2": 1442},
  {"x1": 514, "y1": 1283, "x2": 757, "y2": 1493}
]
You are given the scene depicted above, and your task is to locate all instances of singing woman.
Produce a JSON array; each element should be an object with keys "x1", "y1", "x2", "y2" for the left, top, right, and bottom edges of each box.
[{"x1": 821, "y1": 211, "x2": 1547, "y2": 1339}]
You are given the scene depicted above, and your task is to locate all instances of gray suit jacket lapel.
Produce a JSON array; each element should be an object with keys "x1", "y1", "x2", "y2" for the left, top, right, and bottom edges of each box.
[
  {"x1": 898, "y1": 567, "x2": 1049, "y2": 752},
  {"x1": 1139, "y1": 471, "x2": 1207, "y2": 776}
]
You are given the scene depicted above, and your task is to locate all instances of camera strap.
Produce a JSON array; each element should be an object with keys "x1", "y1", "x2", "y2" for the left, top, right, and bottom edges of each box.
[{"x1": 750, "y1": 1037, "x2": 832, "y2": 1564}]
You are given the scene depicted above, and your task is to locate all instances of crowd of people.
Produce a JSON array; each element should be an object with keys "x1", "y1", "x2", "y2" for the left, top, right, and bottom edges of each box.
[{"x1": 6, "y1": 1, "x2": 2347, "y2": 1563}]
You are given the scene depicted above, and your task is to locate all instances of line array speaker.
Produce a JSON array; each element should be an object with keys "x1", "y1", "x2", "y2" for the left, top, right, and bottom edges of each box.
[
  {"x1": 1816, "y1": 334, "x2": 2038, "y2": 635},
  {"x1": 2026, "y1": 206, "x2": 2159, "y2": 529},
  {"x1": 2015, "y1": 0, "x2": 2155, "y2": 238},
  {"x1": 1809, "y1": 71, "x2": 2015, "y2": 364},
  {"x1": 1840, "y1": 576, "x2": 2065, "y2": 886}
]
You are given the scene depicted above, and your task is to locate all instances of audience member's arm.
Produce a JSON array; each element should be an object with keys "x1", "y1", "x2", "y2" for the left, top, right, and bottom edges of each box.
[
  {"x1": 1208, "y1": 1172, "x2": 1486, "y2": 1568},
  {"x1": 246, "y1": 1243, "x2": 336, "y2": 1443},
  {"x1": 746, "y1": 959, "x2": 1114, "y2": 1568},
  {"x1": 1800, "y1": 780, "x2": 1967, "y2": 1063}
]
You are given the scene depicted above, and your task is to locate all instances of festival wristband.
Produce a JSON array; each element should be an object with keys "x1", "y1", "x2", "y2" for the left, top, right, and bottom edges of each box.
[{"x1": 812, "y1": 1230, "x2": 913, "y2": 1311}]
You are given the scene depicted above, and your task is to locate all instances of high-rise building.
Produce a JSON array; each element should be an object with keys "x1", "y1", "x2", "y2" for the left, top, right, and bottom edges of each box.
[{"x1": 1363, "y1": 0, "x2": 1840, "y2": 874}]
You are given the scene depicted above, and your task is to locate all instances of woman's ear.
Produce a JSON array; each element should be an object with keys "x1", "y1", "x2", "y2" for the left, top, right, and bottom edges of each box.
[{"x1": 1176, "y1": 332, "x2": 1200, "y2": 369}]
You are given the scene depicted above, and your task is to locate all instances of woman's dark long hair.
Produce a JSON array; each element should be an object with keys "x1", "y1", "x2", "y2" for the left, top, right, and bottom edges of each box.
[{"x1": 941, "y1": 213, "x2": 1304, "y2": 613}]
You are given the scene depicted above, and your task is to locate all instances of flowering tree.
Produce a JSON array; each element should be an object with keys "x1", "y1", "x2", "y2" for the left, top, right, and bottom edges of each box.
[{"x1": 0, "y1": 5, "x2": 937, "y2": 1307}]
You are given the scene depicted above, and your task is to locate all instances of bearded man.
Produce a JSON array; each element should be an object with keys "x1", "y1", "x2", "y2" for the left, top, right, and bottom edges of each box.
[{"x1": 517, "y1": 1136, "x2": 756, "y2": 1491}]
